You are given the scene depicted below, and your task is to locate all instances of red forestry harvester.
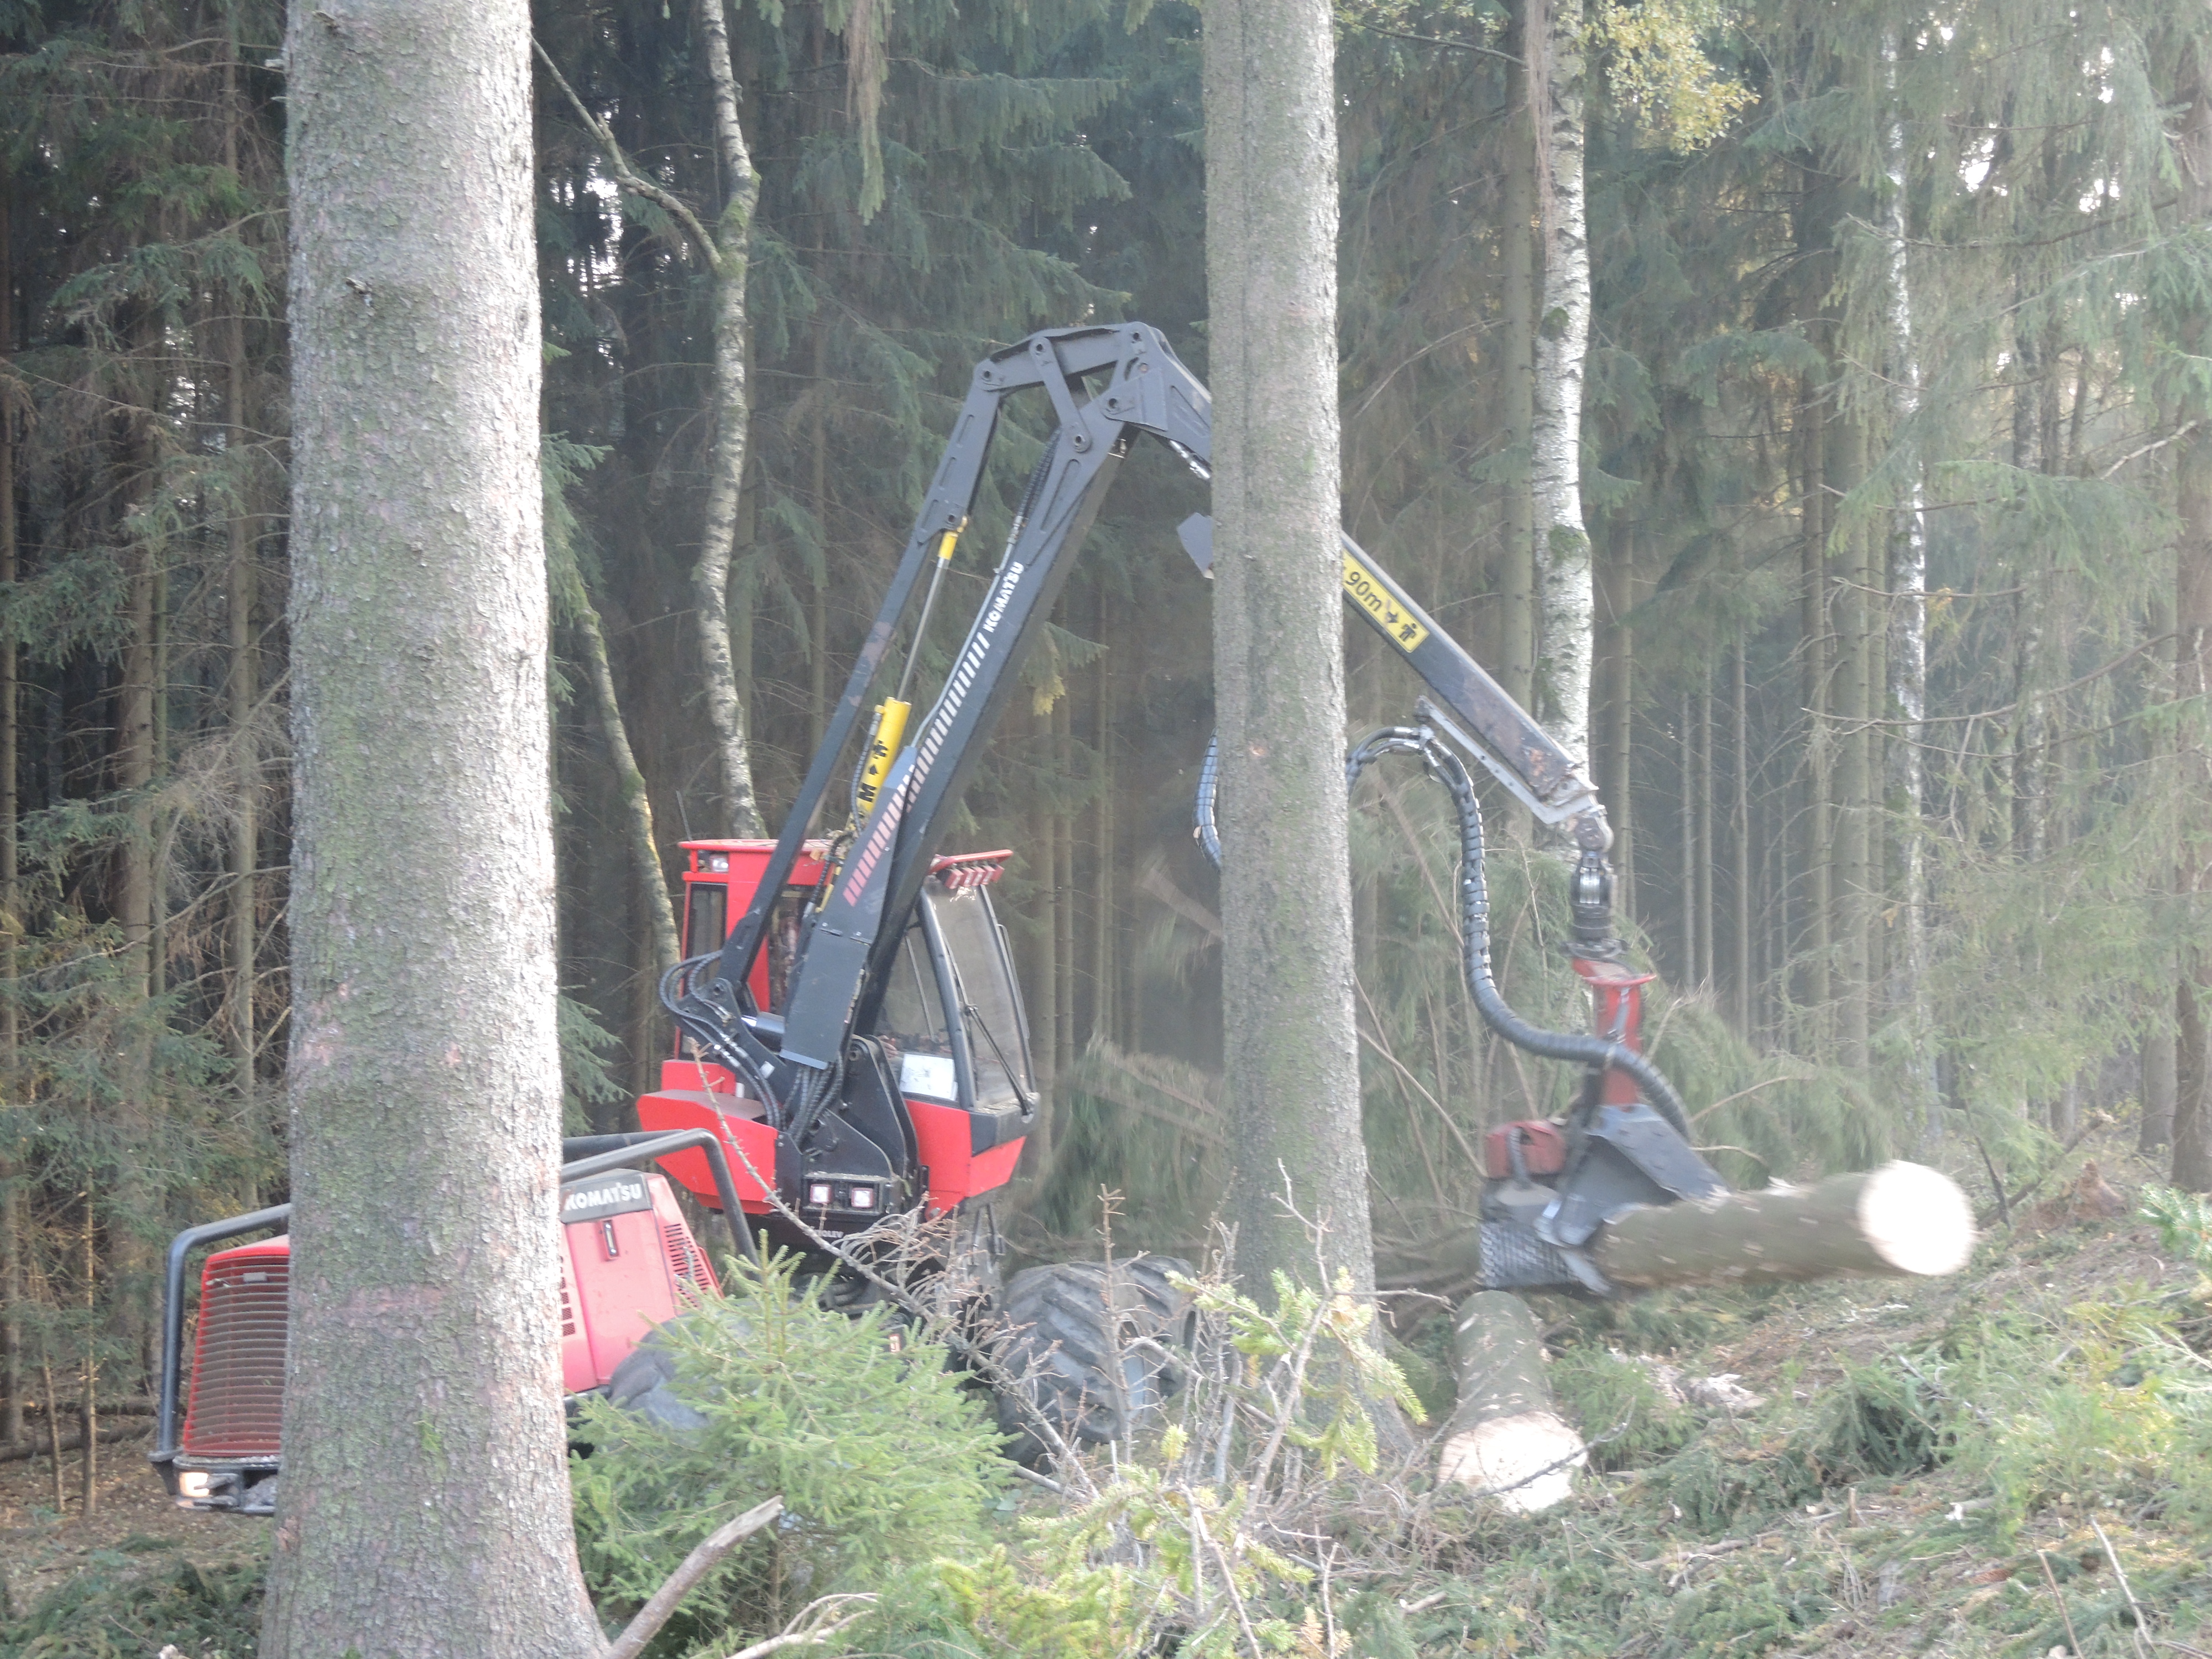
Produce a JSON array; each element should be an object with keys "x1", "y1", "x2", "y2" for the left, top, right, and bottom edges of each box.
[{"x1": 154, "y1": 324, "x2": 1723, "y2": 1512}]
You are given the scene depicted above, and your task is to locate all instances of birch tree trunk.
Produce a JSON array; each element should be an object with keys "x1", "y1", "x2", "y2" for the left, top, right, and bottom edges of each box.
[
  {"x1": 1880, "y1": 23, "x2": 1936, "y2": 1139},
  {"x1": 1204, "y1": 0, "x2": 1379, "y2": 1298},
  {"x1": 691, "y1": 0, "x2": 765, "y2": 837},
  {"x1": 263, "y1": 0, "x2": 603, "y2": 1648},
  {"x1": 1532, "y1": 0, "x2": 1594, "y2": 763}
]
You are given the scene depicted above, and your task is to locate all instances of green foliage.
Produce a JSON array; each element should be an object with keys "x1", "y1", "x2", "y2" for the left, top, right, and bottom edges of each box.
[
  {"x1": 1945, "y1": 1292, "x2": 2212, "y2": 1541},
  {"x1": 924, "y1": 1258, "x2": 1417, "y2": 1659},
  {"x1": 2140, "y1": 1185, "x2": 2212, "y2": 1275},
  {"x1": 1584, "y1": 0, "x2": 1755, "y2": 149},
  {"x1": 570, "y1": 1252, "x2": 1006, "y2": 1655},
  {"x1": 0, "y1": 1548, "x2": 264, "y2": 1659},
  {"x1": 1550, "y1": 1347, "x2": 1696, "y2": 1471}
]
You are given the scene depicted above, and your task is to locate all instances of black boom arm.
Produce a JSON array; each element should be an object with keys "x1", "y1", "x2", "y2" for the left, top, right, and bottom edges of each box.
[{"x1": 674, "y1": 323, "x2": 1622, "y2": 1114}]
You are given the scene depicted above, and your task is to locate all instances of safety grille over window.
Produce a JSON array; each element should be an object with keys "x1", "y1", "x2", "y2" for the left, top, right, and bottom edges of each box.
[{"x1": 181, "y1": 1249, "x2": 290, "y2": 1457}]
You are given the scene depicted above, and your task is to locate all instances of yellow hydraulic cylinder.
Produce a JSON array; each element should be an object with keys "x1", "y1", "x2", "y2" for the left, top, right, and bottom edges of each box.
[{"x1": 853, "y1": 696, "x2": 911, "y2": 820}]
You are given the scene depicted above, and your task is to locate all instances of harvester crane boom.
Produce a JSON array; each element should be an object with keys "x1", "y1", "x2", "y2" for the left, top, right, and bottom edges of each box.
[{"x1": 674, "y1": 322, "x2": 1626, "y2": 1119}]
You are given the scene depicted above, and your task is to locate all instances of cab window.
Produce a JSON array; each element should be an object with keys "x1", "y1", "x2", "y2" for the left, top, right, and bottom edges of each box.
[{"x1": 933, "y1": 884, "x2": 1032, "y2": 1113}]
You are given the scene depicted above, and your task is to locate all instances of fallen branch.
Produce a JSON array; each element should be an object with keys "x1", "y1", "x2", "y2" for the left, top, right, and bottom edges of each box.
[
  {"x1": 721, "y1": 1594, "x2": 878, "y2": 1659},
  {"x1": 606, "y1": 1496, "x2": 784, "y2": 1659},
  {"x1": 0, "y1": 1419, "x2": 148, "y2": 1464}
]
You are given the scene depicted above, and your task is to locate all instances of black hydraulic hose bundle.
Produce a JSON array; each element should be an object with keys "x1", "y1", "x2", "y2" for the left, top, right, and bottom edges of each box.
[
  {"x1": 1194, "y1": 726, "x2": 1694, "y2": 1140},
  {"x1": 661, "y1": 953, "x2": 785, "y2": 1133}
]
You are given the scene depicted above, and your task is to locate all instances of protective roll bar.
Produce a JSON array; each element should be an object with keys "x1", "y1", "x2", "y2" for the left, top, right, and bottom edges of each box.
[{"x1": 150, "y1": 1129, "x2": 759, "y2": 1472}]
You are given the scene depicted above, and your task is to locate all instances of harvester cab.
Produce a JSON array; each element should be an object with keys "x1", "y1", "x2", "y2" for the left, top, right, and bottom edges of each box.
[{"x1": 638, "y1": 839, "x2": 1036, "y2": 1245}]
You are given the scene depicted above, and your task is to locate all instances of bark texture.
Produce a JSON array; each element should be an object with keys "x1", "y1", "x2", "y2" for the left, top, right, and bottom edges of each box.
[
  {"x1": 1497, "y1": 14, "x2": 1537, "y2": 713},
  {"x1": 263, "y1": 1, "x2": 602, "y2": 1651},
  {"x1": 1437, "y1": 1290, "x2": 1582, "y2": 1514},
  {"x1": 1591, "y1": 1161, "x2": 1974, "y2": 1291},
  {"x1": 2174, "y1": 38, "x2": 2212, "y2": 1195},
  {"x1": 1, "y1": 164, "x2": 22, "y2": 1447},
  {"x1": 1204, "y1": 0, "x2": 1378, "y2": 1297},
  {"x1": 1880, "y1": 24, "x2": 1935, "y2": 1140},
  {"x1": 580, "y1": 592, "x2": 682, "y2": 978},
  {"x1": 1531, "y1": 0, "x2": 1593, "y2": 761}
]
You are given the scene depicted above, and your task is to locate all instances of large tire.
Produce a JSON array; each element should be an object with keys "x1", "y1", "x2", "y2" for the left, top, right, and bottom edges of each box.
[{"x1": 991, "y1": 1256, "x2": 1194, "y2": 1462}]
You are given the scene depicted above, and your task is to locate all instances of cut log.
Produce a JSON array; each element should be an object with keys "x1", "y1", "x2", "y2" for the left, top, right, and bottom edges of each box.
[
  {"x1": 1591, "y1": 1160, "x2": 1974, "y2": 1291},
  {"x1": 1436, "y1": 1290, "x2": 1584, "y2": 1513}
]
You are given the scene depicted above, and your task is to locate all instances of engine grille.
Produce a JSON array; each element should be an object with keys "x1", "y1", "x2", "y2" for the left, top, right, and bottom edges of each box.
[
  {"x1": 181, "y1": 1250, "x2": 290, "y2": 1457},
  {"x1": 662, "y1": 1223, "x2": 718, "y2": 1303}
]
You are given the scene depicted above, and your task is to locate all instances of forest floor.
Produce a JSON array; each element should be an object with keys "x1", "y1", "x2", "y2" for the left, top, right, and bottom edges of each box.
[
  {"x1": 1, "y1": 1119, "x2": 2205, "y2": 1657},
  {"x1": 1366, "y1": 1119, "x2": 2212, "y2": 1657}
]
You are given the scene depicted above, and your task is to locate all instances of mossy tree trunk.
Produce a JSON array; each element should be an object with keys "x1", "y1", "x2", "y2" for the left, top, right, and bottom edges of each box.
[
  {"x1": 1204, "y1": 0, "x2": 1379, "y2": 1299},
  {"x1": 262, "y1": 0, "x2": 603, "y2": 1650}
]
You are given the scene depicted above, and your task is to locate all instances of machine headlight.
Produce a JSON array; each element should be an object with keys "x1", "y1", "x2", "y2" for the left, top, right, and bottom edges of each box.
[{"x1": 178, "y1": 1471, "x2": 212, "y2": 1499}]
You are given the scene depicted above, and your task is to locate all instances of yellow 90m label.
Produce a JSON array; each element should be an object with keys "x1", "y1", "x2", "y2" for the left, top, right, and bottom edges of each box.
[{"x1": 1342, "y1": 550, "x2": 1430, "y2": 654}]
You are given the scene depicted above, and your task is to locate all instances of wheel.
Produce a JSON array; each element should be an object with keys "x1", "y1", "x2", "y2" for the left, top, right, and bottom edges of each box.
[
  {"x1": 604, "y1": 1325, "x2": 713, "y2": 1432},
  {"x1": 989, "y1": 1256, "x2": 1194, "y2": 1462}
]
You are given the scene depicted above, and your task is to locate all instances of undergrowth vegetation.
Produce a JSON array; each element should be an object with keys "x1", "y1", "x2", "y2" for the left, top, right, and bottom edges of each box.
[{"x1": 5, "y1": 1160, "x2": 2209, "y2": 1658}]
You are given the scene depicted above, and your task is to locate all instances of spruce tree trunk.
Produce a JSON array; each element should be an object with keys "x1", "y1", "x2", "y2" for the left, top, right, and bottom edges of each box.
[
  {"x1": 0, "y1": 166, "x2": 20, "y2": 1443},
  {"x1": 1832, "y1": 419, "x2": 1872, "y2": 1070},
  {"x1": 2142, "y1": 1024, "x2": 2176, "y2": 1154},
  {"x1": 1531, "y1": 0, "x2": 1593, "y2": 761},
  {"x1": 225, "y1": 270, "x2": 261, "y2": 1163},
  {"x1": 1733, "y1": 634, "x2": 1751, "y2": 1032},
  {"x1": 1498, "y1": 15, "x2": 1538, "y2": 714},
  {"x1": 2174, "y1": 39, "x2": 2212, "y2": 1195},
  {"x1": 1601, "y1": 518, "x2": 1636, "y2": 912},
  {"x1": 1797, "y1": 368, "x2": 1832, "y2": 1034},
  {"x1": 690, "y1": 0, "x2": 764, "y2": 838},
  {"x1": 1204, "y1": 0, "x2": 1379, "y2": 1297},
  {"x1": 263, "y1": 0, "x2": 603, "y2": 1650}
]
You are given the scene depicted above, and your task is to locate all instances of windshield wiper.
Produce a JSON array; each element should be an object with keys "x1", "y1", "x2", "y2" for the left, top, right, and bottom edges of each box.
[{"x1": 962, "y1": 1001, "x2": 1037, "y2": 1119}]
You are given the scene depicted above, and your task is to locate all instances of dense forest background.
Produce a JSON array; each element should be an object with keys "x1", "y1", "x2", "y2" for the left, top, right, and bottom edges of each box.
[{"x1": 2, "y1": 0, "x2": 2209, "y2": 1462}]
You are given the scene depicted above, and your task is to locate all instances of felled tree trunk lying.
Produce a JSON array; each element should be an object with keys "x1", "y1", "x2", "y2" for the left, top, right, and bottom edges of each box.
[
  {"x1": 1590, "y1": 1161, "x2": 1975, "y2": 1291},
  {"x1": 1436, "y1": 1290, "x2": 1584, "y2": 1514},
  {"x1": 1438, "y1": 1164, "x2": 1976, "y2": 1510}
]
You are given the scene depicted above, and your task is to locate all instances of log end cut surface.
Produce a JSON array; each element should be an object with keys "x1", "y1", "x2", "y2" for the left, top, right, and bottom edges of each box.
[
  {"x1": 1858, "y1": 1160, "x2": 1975, "y2": 1276},
  {"x1": 1438, "y1": 1411, "x2": 1586, "y2": 1514}
]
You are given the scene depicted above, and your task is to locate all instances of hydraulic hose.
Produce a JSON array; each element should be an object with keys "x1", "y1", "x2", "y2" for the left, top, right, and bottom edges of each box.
[
  {"x1": 1194, "y1": 724, "x2": 1693, "y2": 1140},
  {"x1": 662, "y1": 952, "x2": 784, "y2": 1131}
]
